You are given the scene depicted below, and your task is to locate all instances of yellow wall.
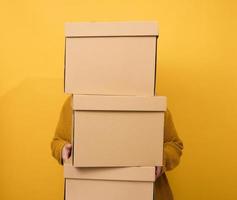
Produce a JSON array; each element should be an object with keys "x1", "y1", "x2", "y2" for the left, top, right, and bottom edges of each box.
[{"x1": 1, "y1": 1, "x2": 237, "y2": 199}]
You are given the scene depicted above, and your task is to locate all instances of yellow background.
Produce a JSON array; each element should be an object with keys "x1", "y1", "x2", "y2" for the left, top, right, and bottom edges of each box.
[{"x1": 1, "y1": 0, "x2": 237, "y2": 200}]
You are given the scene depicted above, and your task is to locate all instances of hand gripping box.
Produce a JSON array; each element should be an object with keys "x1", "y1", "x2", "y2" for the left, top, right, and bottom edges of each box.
[
  {"x1": 71, "y1": 94, "x2": 167, "y2": 167},
  {"x1": 64, "y1": 21, "x2": 159, "y2": 96},
  {"x1": 64, "y1": 160, "x2": 155, "y2": 200}
]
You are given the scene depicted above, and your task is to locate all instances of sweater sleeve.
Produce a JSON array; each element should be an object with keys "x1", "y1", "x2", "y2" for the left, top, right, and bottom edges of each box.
[
  {"x1": 50, "y1": 96, "x2": 72, "y2": 165},
  {"x1": 161, "y1": 109, "x2": 184, "y2": 174}
]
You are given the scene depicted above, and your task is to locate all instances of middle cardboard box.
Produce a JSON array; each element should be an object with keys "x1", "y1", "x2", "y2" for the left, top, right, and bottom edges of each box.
[{"x1": 71, "y1": 94, "x2": 167, "y2": 167}]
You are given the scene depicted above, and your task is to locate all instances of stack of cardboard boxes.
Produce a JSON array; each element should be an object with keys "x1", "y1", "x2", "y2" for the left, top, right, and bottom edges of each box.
[{"x1": 63, "y1": 22, "x2": 167, "y2": 200}]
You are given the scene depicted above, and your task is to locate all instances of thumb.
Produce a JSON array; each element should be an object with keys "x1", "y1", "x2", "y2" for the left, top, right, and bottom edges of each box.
[{"x1": 65, "y1": 143, "x2": 72, "y2": 149}]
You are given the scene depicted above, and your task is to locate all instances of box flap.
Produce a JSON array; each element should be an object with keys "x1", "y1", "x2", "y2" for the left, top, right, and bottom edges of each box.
[
  {"x1": 72, "y1": 95, "x2": 167, "y2": 111},
  {"x1": 65, "y1": 22, "x2": 158, "y2": 37},
  {"x1": 64, "y1": 160, "x2": 155, "y2": 182}
]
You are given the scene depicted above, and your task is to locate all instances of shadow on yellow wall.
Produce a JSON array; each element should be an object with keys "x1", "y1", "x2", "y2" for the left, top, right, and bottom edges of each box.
[{"x1": 0, "y1": 78, "x2": 68, "y2": 200}]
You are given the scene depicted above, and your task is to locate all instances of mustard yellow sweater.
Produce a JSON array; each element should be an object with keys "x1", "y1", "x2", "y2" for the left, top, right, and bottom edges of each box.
[{"x1": 51, "y1": 96, "x2": 183, "y2": 200}]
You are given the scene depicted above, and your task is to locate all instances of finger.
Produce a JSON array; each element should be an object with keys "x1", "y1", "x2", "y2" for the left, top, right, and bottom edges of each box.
[
  {"x1": 66, "y1": 149, "x2": 72, "y2": 159},
  {"x1": 62, "y1": 152, "x2": 67, "y2": 160}
]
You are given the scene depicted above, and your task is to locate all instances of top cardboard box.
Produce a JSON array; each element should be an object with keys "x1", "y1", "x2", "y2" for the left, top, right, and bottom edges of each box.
[{"x1": 64, "y1": 22, "x2": 159, "y2": 96}]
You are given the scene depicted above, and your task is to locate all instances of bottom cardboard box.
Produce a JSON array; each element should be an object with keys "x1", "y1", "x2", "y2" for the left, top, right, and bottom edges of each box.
[{"x1": 64, "y1": 161, "x2": 155, "y2": 200}]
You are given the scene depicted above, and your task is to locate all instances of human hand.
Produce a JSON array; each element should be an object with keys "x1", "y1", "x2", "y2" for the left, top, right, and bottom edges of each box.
[
  {"x1": 155, "y1": 166, "x2": 162, "y2": 179},
  {"x1": 62, "y1": 143, "x2": 72, "y2": 163}
]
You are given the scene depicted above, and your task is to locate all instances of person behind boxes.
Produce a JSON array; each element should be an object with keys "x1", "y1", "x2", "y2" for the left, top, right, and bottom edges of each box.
[{"x1": 51, "y1": 96, "x2": 184, "y2": 200}]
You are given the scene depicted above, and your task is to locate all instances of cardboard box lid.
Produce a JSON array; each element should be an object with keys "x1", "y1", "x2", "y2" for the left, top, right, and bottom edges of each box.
[
  {"x1": 72, "y1": 95, "x2": 167, "y2": 111},
  {"x1": 64, "y1": 159, "x2": 155, "y2": 182},
  {"x1": 65, "y1": 22, "x2": 158, "y2": 37}
]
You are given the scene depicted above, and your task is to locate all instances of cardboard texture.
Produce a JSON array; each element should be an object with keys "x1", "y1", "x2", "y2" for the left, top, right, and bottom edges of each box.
[
  {"x1": 72, "y1": 94, "x2": 166, "y2": 111},
  {"x1": 65, "y1": 22, "x2": 158, "y2": 37},
  {"x1": 64, "y1": 161, "x2": 155, "y2": 200},
  {"x1": 64, "y1": 22, "x2": 158, "y2": 96},
  {"x1": 64, "y1": 159, "x2": 155, "y2": 182},
  {"x1": 65, "y1": 179, "x2": 154, "y2": 200},
  {"x1": 71, "y1": 95, "x2": 166, "y2": 167}
]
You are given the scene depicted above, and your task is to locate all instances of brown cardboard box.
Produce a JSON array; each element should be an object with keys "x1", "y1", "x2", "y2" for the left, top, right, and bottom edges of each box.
[
  {"x1": 64, "y1": 22, "x2": 159, "y2": 96},
  {"x1": 64, "y1": 160, "x2": 155, "y2": 200},
  {"x1": 71, "y1": 94, "x2": 166, "y2": 167}
]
